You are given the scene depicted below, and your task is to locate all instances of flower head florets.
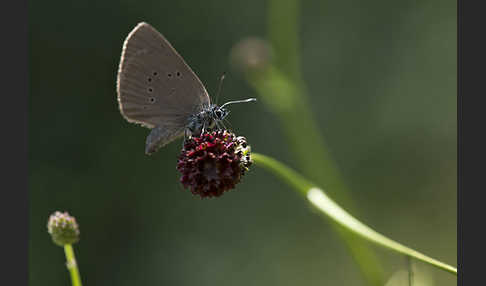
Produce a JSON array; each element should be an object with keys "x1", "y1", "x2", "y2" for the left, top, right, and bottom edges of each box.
[{"x1": 176, "y1": 130, "x2": 252, "y2": 198}]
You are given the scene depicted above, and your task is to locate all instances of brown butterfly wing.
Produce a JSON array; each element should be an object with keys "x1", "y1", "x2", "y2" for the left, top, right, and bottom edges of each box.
[{"x1": 116, "y1": 22, "x2": 210, "y2": 130}]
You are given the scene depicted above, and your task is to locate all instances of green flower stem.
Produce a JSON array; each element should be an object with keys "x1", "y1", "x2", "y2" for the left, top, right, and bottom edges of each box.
[
  {"x1": 246, "y1": 65, "x2": 386, "y2": 285},
  {"x1": 252, "y1": 152, "x2": 458, "y2": 276},
  {"x1": 64, "y1": 244, "x2": 83, "y2": 286}
]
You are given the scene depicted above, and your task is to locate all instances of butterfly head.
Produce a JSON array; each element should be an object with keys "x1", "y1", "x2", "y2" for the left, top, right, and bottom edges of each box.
[{"x1": 212, "y1": 106, "x2": 230, "y2": 121}]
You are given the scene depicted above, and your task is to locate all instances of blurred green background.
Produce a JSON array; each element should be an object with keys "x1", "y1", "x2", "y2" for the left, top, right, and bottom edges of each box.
[{"x1": 28, "y1": 0, "x2": 456, "y2": 285}]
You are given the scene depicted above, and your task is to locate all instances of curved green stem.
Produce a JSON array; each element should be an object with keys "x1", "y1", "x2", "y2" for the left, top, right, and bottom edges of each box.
[
  {"x1": 245, "y1": 47, "x2": 386, "y2": 286},
  {"x1": 252, "y1": 152, "x2": 457, "y2": 276},
  {"x1": 64, "y1": 244, "x2": 83, "y2": 286}
]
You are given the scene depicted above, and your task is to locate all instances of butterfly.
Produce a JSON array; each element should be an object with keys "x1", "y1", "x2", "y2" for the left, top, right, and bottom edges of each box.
[{"x1": 116, "y1": 22, "x2": 255, "y2": 155}]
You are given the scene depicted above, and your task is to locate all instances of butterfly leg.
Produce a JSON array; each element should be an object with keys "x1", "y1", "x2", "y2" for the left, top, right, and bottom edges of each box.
[
  {"x1": 201, "y1": 121, "x2": 207, "y2": 135},
  {"x1": 222, "y1": 119, "x2": 234, "y2": 133},
  {"x1": 215, "y1": 120, "x2": 226, "y2": 131},
  {"x1": 182, "y1": 128, "x2": 192, "y2": 149}
]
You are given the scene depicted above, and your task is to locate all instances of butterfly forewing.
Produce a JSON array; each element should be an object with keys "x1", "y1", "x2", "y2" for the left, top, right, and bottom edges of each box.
[{"x1": 117, "y1": 22, "x2": 211, "y2": 129}]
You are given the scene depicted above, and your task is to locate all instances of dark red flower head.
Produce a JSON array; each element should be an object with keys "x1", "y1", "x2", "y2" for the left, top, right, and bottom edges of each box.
[{"x1": 176, "y1": 130, "x2": 252, "y2": 198}]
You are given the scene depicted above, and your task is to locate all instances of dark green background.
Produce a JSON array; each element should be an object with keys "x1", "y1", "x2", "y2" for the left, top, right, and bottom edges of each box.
[{"x1": 29, "y1": 0, "x2": 456, "y2": 285}]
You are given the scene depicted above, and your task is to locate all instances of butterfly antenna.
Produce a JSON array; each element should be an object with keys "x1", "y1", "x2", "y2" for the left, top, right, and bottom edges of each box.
[
  {"x1": 214, "y1": 72, "x2": 226, "y2": 105},
  {"x1": 220, "y1": 98, "x2": 257, "y2": 108}
]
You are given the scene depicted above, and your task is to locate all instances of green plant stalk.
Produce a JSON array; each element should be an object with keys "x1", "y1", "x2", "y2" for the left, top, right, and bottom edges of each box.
[
  {"x1": 64, "y1": 244, "x2": 83, "y2": 286},
  {"x1": 264, "y1": 1, "x2": 387, "y2": 283},
  {"x1": 268, "y1": 0, "x2": 301, "y2": 81},
  {"x1": 265, "y1": 0, "x2": 364, "y2": 212},
  {"x1": 252, "y1": 152, "x2": 458, "y2": 275},
  {"x1": 247, "y1": 67, "x2": 356, "y2": 201},
  {"x1": 246, "y1": 66, "x2": 385, "y2": 285}
]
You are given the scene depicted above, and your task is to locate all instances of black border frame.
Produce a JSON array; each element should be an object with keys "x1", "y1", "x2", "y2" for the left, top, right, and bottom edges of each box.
[
  {"x1": 459, "y1": 0, "x2": 486, "y2": 284},
  {"x1": 2, "y1": 0, "x2": 28, "y2": 285}
]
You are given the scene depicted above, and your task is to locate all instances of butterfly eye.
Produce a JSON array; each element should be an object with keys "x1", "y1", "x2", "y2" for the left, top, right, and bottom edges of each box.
[{"x1": 215, "y1": 110, "x2": 223, "y2": 118}]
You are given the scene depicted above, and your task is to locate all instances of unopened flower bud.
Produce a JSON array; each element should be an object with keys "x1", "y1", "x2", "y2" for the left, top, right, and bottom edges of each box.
[{"x1": 47, "y1": 211, "x2": 80, "y2": 246}]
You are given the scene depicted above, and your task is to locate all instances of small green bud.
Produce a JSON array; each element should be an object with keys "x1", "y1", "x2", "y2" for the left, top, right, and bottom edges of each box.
[{"x1": 47, "y1": 211, "x2": 80, "y2": 246}]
